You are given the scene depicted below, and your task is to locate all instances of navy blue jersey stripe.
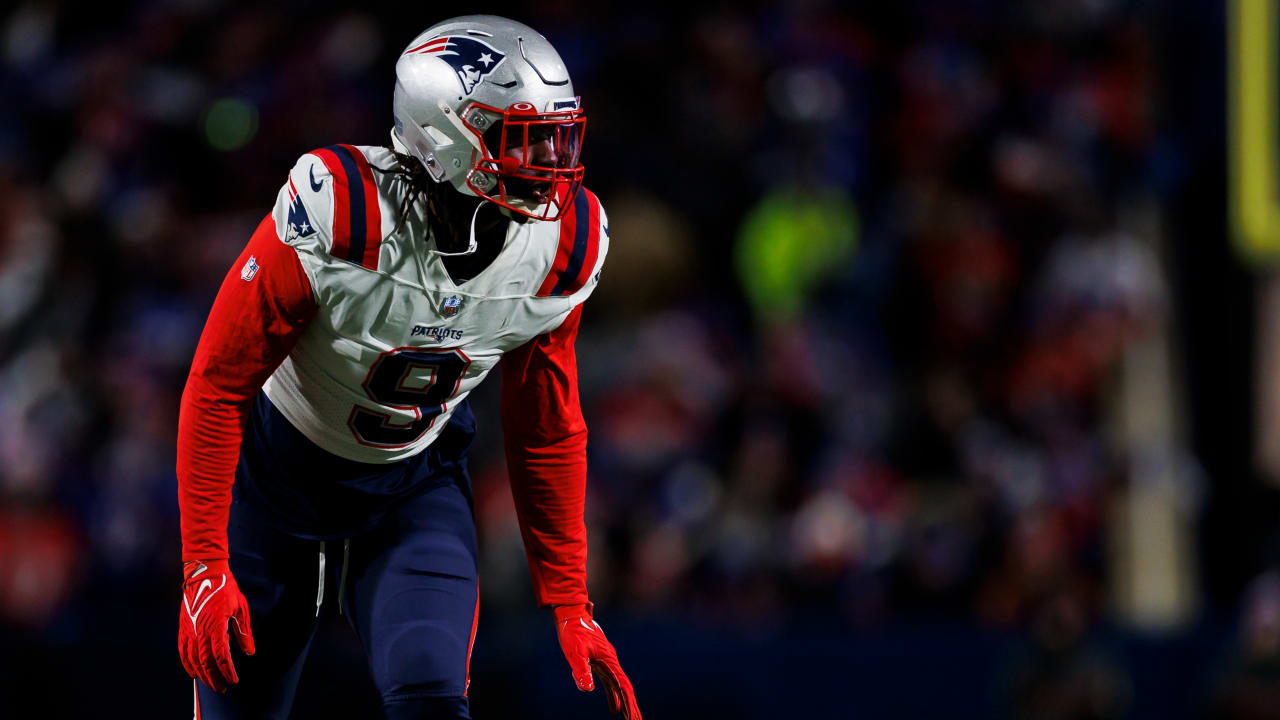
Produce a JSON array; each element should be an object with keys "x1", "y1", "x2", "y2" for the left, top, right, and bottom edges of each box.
[
  {"x1": 327, "y1": 144, "x2": 366, "y2": 265},
  {"x1": 550, "y1": 187, "x2": 591, "y2": 297}
]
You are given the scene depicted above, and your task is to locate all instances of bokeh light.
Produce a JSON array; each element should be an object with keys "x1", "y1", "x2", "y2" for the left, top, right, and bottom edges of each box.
[{"x1": 202, "y1": 97, "x2": 259, "y2": 151}]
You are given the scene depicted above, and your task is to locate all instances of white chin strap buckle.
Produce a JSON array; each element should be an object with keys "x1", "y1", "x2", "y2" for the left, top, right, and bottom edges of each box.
[{"x1": 429, "y1": 201, "x2": 482, "y2": 257}]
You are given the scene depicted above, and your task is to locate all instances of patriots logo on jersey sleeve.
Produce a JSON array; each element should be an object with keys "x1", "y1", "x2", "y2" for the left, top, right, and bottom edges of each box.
[
  {"x1": 404, "y1": 35, "x2": 506, "y2": 95},
  {"x1": 285, "y1": 177, "x2": 317, "y2": 241}
]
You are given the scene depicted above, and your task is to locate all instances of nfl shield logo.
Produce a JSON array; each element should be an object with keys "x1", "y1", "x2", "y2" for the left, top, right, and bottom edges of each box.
[
  {"x1": 440, "y1": 295, "x2": 463, "y2": 317},
  {"x1": 240, "y1": 255, "x2": 260, "y2": 282}
]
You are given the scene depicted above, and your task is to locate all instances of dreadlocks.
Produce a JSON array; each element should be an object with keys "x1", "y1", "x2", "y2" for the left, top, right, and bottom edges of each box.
[{"x1": 372, "y1": 149, "x2": 512, "y2": 283}]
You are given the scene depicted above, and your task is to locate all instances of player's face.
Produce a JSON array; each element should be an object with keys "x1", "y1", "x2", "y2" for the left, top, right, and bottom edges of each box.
[
  {"x1": 486, "y1": 120, "x2": 581, "y2": 205},
  {"x1": 506, "y1": 126, "x2": 558, "y2": 200}
]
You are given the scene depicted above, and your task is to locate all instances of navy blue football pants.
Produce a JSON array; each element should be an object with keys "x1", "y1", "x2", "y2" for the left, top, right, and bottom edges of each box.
[{"x1": 193, "y1": 395, "x2": 479, "y2": 719}]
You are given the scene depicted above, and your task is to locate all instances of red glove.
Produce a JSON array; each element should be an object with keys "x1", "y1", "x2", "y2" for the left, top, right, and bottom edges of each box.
[
  {"x1": 554, "y1": 604, "x2": 642, "y2": 719},
  {"x1": 178, "y1": 559, "x2": 255, "y2": 693}
]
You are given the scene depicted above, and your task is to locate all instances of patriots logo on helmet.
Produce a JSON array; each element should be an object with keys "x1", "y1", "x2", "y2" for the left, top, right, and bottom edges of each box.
[{"x1": 405, "y1": 35, "x2": 507, "y2": 95}]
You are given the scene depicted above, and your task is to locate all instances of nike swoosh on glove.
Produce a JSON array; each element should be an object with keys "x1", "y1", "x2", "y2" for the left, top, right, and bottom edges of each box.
[
  {"x1": 554, "y1": 604, "x2": 642, "y2": 719},
  {"x1": 178, "y1": 559, "x2": 254, "y2": 693}
]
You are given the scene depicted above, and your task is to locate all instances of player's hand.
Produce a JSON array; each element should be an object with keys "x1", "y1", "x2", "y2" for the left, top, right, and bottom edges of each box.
[
  {"x1": 178, "y1": 559, "x2": 255, "y2": 693},
  {"x1": 554, "y1": 604, "x2": 642, "y2": 719}
]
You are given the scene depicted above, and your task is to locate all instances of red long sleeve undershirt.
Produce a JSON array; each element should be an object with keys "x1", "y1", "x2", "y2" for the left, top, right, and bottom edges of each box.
[
  {"x1": 500, "y1": 303, "x2": 590, "y2": 607},
  {"x1": 177, "y1": 215, "x2": 317, "y2": 562},
  {"x1": 177, "y1": 215, "x2": 591, "y2": 607}
]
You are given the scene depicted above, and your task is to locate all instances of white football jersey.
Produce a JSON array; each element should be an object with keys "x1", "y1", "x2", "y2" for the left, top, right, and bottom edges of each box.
[{"x1": 262, "y1": 144, "x2": 607, "y2": 463}]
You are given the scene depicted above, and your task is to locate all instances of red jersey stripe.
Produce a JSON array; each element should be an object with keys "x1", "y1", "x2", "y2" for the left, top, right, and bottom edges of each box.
[
  {"x1": 536, "y1": 193, "x2": 580, "y2": 297},
  {"x1": 338, "y1": 144, "x2": 383, "y2": 271},
  {"x1": 560, "y1": 190, "x2": 600, "y2": 296},
  {"x1": 310, "y1": 148, "x2": 351, "y2": 261},
  {"x1": 464, "y1": 580, "x2": 479, "y2": 698}
]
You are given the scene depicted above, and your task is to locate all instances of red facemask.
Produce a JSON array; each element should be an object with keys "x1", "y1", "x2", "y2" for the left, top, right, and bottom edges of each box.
[{"x1": 462, "y1": 101, "x2": 586, "y2": 221}]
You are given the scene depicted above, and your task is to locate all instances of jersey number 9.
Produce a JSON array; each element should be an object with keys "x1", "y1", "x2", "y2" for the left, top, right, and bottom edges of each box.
[{"x1": 348, "y1": 347, "x2": 471, "y2": 448}]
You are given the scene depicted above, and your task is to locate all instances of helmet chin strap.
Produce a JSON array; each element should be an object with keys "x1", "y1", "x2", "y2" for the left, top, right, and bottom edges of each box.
[{"x1": 429, "y1": 200, "x2": 481, "y2": 257}]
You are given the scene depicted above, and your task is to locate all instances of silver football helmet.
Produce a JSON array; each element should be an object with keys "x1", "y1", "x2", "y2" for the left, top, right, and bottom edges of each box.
[{"x1": 391, "y1": 15, "x2": 585, "y2": 221}]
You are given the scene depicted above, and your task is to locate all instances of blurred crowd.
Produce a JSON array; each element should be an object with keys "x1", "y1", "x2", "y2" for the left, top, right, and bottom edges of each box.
[{"x1": 0, "y1": 0, "x2": 1274, "y2": 717}]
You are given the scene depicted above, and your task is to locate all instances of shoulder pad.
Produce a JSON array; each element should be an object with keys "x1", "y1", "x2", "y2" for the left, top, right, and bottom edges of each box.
[
  {"x1": 272, "y1": 145, "x2": 385, "y2": 271},
  {"x1": 535, "y1": 186, "x2": 608, "y2": 298}
]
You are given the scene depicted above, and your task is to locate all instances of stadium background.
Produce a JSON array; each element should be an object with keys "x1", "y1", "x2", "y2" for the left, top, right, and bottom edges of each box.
[{"x1": 0, "y1": 0, "x2": 1273, "y2": 717}]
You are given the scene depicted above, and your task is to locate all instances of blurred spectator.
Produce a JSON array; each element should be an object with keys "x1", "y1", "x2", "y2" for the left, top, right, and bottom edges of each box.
[
  {"x1": 1205, "y1": 571, "x2": 1280, "y2": 720},
  {"x1": 1005, "y1": 584, "x2": 1133, "y2": 720}
]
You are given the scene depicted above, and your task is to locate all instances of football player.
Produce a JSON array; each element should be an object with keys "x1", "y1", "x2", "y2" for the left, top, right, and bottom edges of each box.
[{"x1": 176, "y1": 15, "x2": 641, "y2": 719}]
